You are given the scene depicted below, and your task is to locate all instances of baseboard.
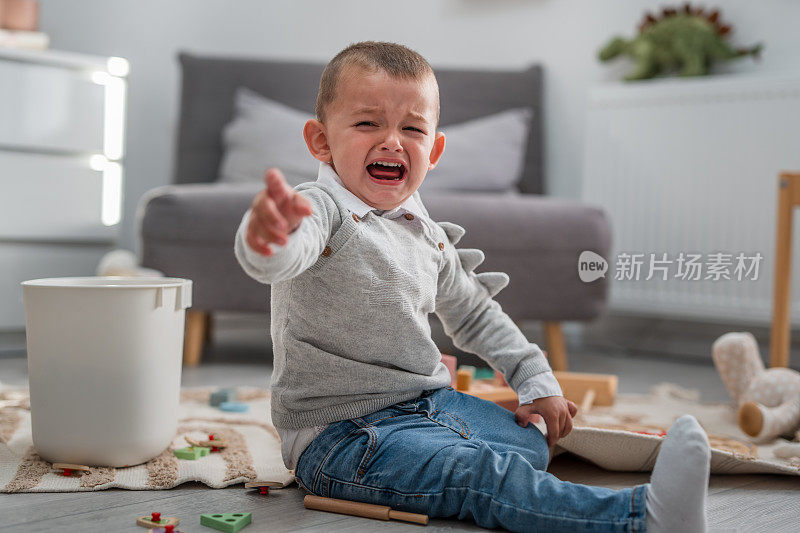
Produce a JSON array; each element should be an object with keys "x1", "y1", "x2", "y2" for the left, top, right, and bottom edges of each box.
[{"x1": 581, "y1": 312, "x2": 800, "y2": 370}]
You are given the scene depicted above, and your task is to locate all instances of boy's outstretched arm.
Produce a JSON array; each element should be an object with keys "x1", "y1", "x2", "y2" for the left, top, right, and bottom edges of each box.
[{"x1": 235, "y1": 168, "x2": 334, "y2": 284}]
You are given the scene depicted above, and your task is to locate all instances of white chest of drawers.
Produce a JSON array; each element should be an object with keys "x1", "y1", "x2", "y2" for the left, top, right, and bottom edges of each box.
[{"x1": 0, "y1": 48, "x2": 127, "y2": 329}]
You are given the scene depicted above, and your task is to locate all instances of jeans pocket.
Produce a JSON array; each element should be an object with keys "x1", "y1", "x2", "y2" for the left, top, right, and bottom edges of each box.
[
  {"x1": 319, "y1": 423, "x2": 377, "y2": 486},
  {"x1": 430, "y1": 410, "x2": 470, "y2": 439}
]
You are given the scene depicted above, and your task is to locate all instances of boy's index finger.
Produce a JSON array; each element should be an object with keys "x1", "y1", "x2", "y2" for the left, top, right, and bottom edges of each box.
[{"x1": 265, "y1": 168, "x2": 291, "y2": 205}]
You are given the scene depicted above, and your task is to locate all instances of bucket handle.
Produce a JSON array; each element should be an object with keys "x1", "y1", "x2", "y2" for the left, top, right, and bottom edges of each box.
[
  {"x1": 154, "y1": 280, "x2": 193, "y2": 311},
  {"x1": 176, "y1": 280, "x2": 192, "y2": 311}
]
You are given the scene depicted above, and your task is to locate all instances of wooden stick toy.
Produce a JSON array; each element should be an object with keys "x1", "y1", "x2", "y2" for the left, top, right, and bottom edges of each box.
[{"x1": 303, "y1": 495, "x2": 429, "y2": 525}]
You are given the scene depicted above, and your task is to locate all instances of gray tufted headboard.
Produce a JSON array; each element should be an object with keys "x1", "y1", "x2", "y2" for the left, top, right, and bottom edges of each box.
[{"x1": 174, "y1": 52, "x2": 545, "y2": 194}]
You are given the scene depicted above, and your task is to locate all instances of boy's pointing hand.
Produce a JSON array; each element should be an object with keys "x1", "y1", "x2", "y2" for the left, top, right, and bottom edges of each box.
[
  {"x1": 515, "y1": 396, "x2": 578, "y2": 448},
  {"x1": 246, "y1": 167, "x2": 313, "y2": 257}
]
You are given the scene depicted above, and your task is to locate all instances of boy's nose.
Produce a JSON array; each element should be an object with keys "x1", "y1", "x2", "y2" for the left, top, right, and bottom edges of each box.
[{"x1": 378, "y1": 132, "x2": 403, "y2": 152}]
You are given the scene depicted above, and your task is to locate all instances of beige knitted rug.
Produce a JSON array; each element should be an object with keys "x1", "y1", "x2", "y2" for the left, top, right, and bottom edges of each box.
[
  {"x1": 0, "y1": 387, "x2": 294, "y2": 492},
  {"x1": 551, "y1": 382, "x2": 800, "y2": 476},
  {"x1": 2, "y1": 383, "x2": 798, "y2": 493}
]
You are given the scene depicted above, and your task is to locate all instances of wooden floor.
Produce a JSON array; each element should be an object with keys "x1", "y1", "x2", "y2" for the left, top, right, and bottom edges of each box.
[{"x1": 1, "y1": 316, "x2": 799, "y2": 532}]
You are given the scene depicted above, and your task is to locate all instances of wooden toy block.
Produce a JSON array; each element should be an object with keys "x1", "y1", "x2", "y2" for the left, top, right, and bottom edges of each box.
[
  {"x1": 219, "y1": 401, "x2": 249, "y2": 413},
  {"x1": 553, "y1": 371, "x2": 617, "y2": 406},
  {"x1": 52, "y1": 463, "x2": 90, "y2": 477},
  {"x1": 136, "y1": 513, "x2": 179, "y2": 528},
  {"x1": 210, "y1": 389, "x2": 236, "y2": 407},
  {"x1": 152, "y1": 527, "x2": 182, "y2": 533},
  {"x1": 173, "y1": 446, "x2": 210, "y2": 460},
  {"x1": 200, "y1": 513, "x2": 252, "y2": 532},
  {"x1": 474, "y1": 367, "x2": 495, "y2": 380},
  {"x1": 304, "y1": 495, "x2": 429, "y2": 525},
  {"x1": 463, "y1": 381, "x2": 518, "y2": 411}
]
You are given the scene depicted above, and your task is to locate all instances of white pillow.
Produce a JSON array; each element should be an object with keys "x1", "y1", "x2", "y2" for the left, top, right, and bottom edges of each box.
[
  {"x1": 217, "y1": 87, "x2": 318, "y2": 187},
  {"x1": 419, "y1": 107, "x2": 532, "y2": 193},
  {"x1": 218, "y1": 87, "x2": 531, "y2": 192}
]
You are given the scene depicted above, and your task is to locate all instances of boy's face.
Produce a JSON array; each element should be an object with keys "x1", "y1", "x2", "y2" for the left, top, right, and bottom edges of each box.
[{"x1": 304, "y1": 66, "x2": 445, "y2": 211}]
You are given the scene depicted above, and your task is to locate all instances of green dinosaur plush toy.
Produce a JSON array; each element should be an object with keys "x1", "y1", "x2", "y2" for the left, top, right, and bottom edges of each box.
[{"x1": 599, "y1": 3, "x2": 762, "y2": 81}]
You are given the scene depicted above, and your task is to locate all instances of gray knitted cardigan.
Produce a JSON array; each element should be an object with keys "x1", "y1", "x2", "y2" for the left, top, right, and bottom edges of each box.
[{"x1": 234, "y1": 182, "x2": 553, "y2": 430}]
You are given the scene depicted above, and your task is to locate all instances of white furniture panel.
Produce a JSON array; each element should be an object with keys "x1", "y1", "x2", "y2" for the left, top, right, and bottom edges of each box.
[
  {"x1": 0, "y1": 48, "x2": 126, "y2": 330},
  {"x1": 0, "y1": 242, "x2": 112, "y2": 329},
  {"x1": 582, "y1": 73, "x2": 800, "y2": 324},
  {"x1": 0, "y1": 59, "x2": 104, "y2": 153},
  {"x1": 0, "y1": 152, "x2": 116, "y2": 241}
]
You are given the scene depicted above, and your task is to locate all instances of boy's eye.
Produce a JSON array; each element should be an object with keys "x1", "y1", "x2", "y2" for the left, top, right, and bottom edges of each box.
[
  {"x1": 404, "y1": 127, "x2": 424, "y2": 134},
  {"x1": 355, "y1": 121, "x2": 376, "y2": 127}
]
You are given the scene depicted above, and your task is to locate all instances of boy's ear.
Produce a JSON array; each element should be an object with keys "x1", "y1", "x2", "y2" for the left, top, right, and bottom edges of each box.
[
  {"x1": 303, "y1": 119, "x2": 332, "y2": 163},
  {"x1": 427, "y1": 131, "x2": 446, "y2": 170}
]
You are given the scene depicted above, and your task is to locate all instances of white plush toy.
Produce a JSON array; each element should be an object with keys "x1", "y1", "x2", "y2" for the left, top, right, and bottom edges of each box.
[
  {"x1": 96, "y1": 249, "x2": 164, "y2": 278},
  {"x1": 712, "y1": 332, "x2": 800, "y2": 458}
]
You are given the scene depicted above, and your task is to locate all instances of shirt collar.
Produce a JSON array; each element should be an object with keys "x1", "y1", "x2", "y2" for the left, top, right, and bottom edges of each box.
[{"x1": 315, "y1": 162, "x2": 426, "y2": 220}]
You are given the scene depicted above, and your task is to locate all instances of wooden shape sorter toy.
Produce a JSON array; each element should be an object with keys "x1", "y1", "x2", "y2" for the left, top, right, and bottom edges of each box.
[
  {"x1": 200, "y1": 512, "x2": 252, "y2": 532},
  {"x1": 451, "y1": 362, "x2": 618, "y2": 412}
]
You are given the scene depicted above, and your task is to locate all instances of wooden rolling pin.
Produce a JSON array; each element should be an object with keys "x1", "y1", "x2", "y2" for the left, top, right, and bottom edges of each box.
[{"x1": 303, "y1": 495, "x2": 429, "y2": 525}]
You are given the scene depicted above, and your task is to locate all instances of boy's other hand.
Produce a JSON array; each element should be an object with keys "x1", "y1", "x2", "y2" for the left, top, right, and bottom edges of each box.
[
  {"x1": 246, "y1": 167, "x2": 313, "y2": 256},
  {"x1": 514, "y1": 396, "x2": 578, "y2": 448}
]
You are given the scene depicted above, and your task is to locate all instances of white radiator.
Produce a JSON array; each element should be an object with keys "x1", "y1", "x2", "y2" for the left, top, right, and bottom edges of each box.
[{"x1": 582, "y1": 73, "x2": 800, "y2": 324}]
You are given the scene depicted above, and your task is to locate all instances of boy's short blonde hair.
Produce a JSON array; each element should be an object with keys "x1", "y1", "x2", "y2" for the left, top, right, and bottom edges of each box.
[{"x1": 316, "y1": 41, "x2": 439, "y2": 124}]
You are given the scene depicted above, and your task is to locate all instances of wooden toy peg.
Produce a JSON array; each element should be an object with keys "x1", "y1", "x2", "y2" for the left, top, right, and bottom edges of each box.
[
  {"x1": 580, "y1": 388, "x2": 596, "y2": 413},
  {"x1": 52, "y1": 463, "x2": 90, "y2": 476},
  {"x1": 186, "y1": 436, "x2": 228, "y2": 449},
  {"x1": 456, "y1": 368, "x2": 473, "y2": 391},
  {"x1": 244, "y1": 480, "x2": 292, "y2": 489},
  {"x1": 304, "y1": 495, "x2": 429, "y2": 525}
]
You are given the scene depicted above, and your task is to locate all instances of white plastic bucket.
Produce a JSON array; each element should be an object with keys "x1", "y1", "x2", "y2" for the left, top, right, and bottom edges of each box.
[{"x1": 22, "y1": 276, "x2": 192, "y2": 467}]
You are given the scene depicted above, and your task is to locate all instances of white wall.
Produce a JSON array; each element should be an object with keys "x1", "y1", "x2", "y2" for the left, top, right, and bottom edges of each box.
[{"x1": 39, "y1": 0, "x2": 800, "y2": 252}]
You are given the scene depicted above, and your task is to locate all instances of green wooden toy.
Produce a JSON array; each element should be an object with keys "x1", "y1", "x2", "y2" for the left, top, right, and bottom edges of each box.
[
  {"x1": 172, "y1": 446, "x2": 210, "y2": 460},
  {"x1": 200, "y1": 513, "x2": 252, "y2": 532}
]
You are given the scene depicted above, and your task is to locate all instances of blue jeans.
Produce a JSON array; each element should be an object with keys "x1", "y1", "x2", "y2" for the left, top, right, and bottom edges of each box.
[{"x1": 296, "y1": 387, "x2": 649, "y2": 532}]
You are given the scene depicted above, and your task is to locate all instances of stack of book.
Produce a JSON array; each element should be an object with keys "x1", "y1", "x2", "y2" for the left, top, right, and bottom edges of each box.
[
  {"x1": 0, "y1": 0, "x2": 47, "y2": 50},
  {"x1": 0, "y1": 29, "x2": 48, "y2": 50}
]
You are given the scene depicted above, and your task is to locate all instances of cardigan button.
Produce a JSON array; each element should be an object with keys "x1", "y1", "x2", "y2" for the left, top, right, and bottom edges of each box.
[
  {"x1": 438, "y1": 242, "x2": 445, "y2": 251},
  {"x1": 404, "y1": 213, "x2": 414, "y2": 221},
  {"x1": 321, "y1": 246, "x2": 332, "y2": 257},
  {"x1": 352, "y1": 213, "x2": 360, "y2": 222}
]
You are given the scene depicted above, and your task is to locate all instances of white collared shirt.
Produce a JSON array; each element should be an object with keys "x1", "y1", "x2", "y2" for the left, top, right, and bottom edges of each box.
[{"x1": 316, "y1": 161, "x2": 428, "y2": 220}]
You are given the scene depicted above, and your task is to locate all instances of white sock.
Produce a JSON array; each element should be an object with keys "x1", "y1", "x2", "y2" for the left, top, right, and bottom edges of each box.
[{"x1": 645, "y1": 414, "x2": 710, "y2": 533}]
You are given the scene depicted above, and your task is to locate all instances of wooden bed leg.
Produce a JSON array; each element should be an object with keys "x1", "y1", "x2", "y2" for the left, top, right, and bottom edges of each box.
[
  {"x1": 770, "y1": 172, "x2": 800, "y2": 368},
  {"x1": 544, "y1": 321, "x2": 568, "y2": 372},
  {"x1": 184, "y1": 310, "x2": 207, "y2": 367}
]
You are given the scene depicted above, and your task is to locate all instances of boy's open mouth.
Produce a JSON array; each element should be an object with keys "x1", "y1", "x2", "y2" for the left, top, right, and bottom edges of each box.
[{"x1": 367, "y1": 161, "x2": 406, "y2": 181}]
